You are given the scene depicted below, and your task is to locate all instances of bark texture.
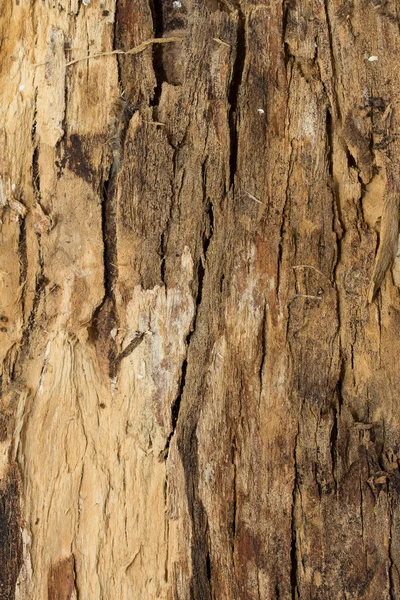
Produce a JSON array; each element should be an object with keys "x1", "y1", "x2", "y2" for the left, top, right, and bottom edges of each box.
[{"x1": 1, "y1": 0, "x2": 400, "y2": 598}]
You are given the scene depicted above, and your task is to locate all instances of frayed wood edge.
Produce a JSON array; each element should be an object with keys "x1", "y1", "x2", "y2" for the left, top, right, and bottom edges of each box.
[
  {"x1": 367, "y1": 192, "x2": 399, "y2": 303},
  {"x1": 65, "y1": 37, "x2": 184, "y2": 67}
]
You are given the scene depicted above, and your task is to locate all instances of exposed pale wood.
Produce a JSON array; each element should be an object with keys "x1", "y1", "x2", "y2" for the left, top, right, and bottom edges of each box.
[{"x1": 1, "y1": 1, "x2": 400, "y2": 599}]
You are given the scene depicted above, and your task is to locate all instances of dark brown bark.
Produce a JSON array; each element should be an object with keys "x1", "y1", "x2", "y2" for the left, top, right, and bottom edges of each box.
[{"x1": 1, "y1": 0, "x2": 400, "y2": 598}]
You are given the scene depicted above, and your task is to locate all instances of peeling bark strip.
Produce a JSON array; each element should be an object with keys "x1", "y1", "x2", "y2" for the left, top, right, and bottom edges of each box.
[
  {"x1": 0, "y1": 471, "x2": 22, "y2": 600},
  {"x1": 2, "y1": 0, "x2": 400, "y2": 599},
  {"x1": 48, "y1": 556, "x2": 77, "y2": 600}
]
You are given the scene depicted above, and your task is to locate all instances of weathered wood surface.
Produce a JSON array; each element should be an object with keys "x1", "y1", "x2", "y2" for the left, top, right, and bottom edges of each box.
[{"x1": 1, "y1": 0, "x2": 400, "y2": 598}]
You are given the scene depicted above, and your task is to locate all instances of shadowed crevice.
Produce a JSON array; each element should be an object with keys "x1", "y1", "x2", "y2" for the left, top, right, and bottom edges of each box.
[
  {"x1": 228, "y1": 4, "x2": 246, "y2": 189},
  {"x1": 150, "y1": 0, "x2": 168, "y2": 106},
  {"x1": 179, "y1": 428, "x2": 213, "y2": 600},
  {"x1": 0, "y1": 469, "x2": 23, "y2": 600},
  {"x1": 290, "y1": 430, "x2": 299, "y2": 600},
  {"x1": 162, "y1": 193, "x2": 214, "y2": 459}
]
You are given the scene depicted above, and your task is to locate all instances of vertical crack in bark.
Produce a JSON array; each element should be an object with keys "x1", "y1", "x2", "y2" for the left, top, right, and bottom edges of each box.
[
  {"x1": 30, "y1": 94, "x2": 37, "y2": 144},
  {"x1": 330, "y1": 406, "x2": 338, "y2": 493},
  {"x1": 290, "y1": 428, "x2": 299, "y2": 600},
  {"x1": 258, "y1": 302, "x2": 267, "y2": 400},
  {"x1": 326, "y1": 108, "x2": 342, "y2": 495},
  {"x1": 182, "y1": 431, "x2": 213, "y2": 600},
  {"x1": 18, "y1": 145, "x2": 45, "y2": 360},
  {"x1": 322, "y1": 0, "x2": 341, "y2": 121},
  {"x1": 275, "y1": 581, "x2": 281, "y2": 600},
  {"x1": 101, "y1": 171, "x2": 118, "y2": 302},
  {"x1": 173, "y1": 193, "x2": 215, "y2": 598},
  {"x1": 359, "y1": 473, "x2": 365, "y2": 556},
  {"x1": 18, "y1": 217, "x2": 27, "y2": 307},
  {"x1": 160, "y1": 230, "x2": 167, "y2": 284},
  {"x1": 206, "y1": 551, "x2": 212, "y2": 582},
  {"x1": 162, "y1": 165, "x2": 216, "y2": 594},
  {"x1": 162, "y1": 200, "x2": 214, "y2": 459},
  {"x1": 97, "y1": 94, "x2": 134, "y2": 376},
  {"x1": 159, "y1": 162, "x2": 175, "y2": 286},
  {"x1": 231, "y1": 435, "x2": 237, "y2": 552},
  {"x1": 228, "y1": 3, "x2": 246, "y2": 189},
  {"x1": 32, "y1": 145, "x2": 40, "y2": 199},
  {"x1": 282, "y1": 0, "x2": 294, "y2": 67},
  {"x1": 92, "y1": 20, "x2": 136, "y2": 378},
  {"x1": 98, "y1": 168, "x2": 119, "y2": 377},
  {"x1": 163, "y1": 479, "x2": 170, "y2": 585},
  {"x1": 277, "y1": 146, "x2": 292, "y2": 297},
  {"x1": 326, "y1": 108, "x2": 345, "y2": 284},
  {"x1": 203, "y1": 200, "x2": 214, "y2": 262},
  {"x1": 150, "y1": 0, "x2": 167, "y2": 106},
  {"x1": 160, "y1": 298, "x2": 190, "y2": 459}
]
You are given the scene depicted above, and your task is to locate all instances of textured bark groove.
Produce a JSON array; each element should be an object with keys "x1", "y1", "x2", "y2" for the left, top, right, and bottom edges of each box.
[{"x1": 2, "y1": 1, "x2": 400, "y2": 599}]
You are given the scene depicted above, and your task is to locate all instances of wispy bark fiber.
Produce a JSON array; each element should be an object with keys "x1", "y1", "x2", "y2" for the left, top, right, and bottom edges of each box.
[{"x1": 1, "y1": 1, "x2": 400, "y2": 598}]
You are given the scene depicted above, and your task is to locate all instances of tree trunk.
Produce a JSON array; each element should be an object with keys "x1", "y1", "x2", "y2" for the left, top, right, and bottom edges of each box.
[{"x1": 1, "y1": 0, "x2": 400, "y2": 598}]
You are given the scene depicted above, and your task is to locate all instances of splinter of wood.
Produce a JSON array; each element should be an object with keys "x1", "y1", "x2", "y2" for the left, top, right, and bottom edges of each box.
[{"x1": 114, "y1": 332, "x2": 145, "y2": 369}]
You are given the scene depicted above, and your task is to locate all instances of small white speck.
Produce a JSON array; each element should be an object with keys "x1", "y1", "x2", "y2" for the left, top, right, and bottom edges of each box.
[
  {"x1": 173, "y1": 0, "x2": 182, "y2": 7},
  {"x1": 82, "y1": 0, "x2": 91, "y2": 5},
  {"x1": 110, "y1": 327, "x2": 118, "y2": 339},
  {"x1": 19, "y1": 85, "x2": 25, "y2": 92},
  {"x1": 368, "y1": 55, "x2": 378, "y2": 62},
  {"x1": 11, "y1": 183, "x2": 16, "y2": 192},
  {"x1": 257, "y1": 108, "x2": 265, "y2": 114},
  {"x1": 137, "y1": 373, "x2": 144, "y2": 380}
]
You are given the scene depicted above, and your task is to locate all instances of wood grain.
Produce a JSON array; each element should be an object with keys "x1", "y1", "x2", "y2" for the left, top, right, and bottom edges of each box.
[{"x1": 1, "y1": 1, "x2": 400, "y2": 598}]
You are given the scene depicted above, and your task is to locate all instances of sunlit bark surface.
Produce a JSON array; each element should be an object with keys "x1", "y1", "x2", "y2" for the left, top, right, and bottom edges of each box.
[{"x1": 1, "y1": 1, "x2": 400, "y2": 598}]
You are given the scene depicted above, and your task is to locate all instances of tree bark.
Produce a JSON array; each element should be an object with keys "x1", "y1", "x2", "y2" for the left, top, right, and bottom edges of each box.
[{"x1": 1, "y1": 0, "x2": 400, "y2": 598}]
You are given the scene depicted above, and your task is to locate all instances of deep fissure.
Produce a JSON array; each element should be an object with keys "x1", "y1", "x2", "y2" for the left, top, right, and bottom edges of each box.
[
  {"x1": 228, "y1": 4, "x2": 246, "y2": 188},
  {"x1": 330, "y1": 406, "x2": 338, "y2": 492},
  {"x1": 258, "y1": 302, "x2": 267, "y2": 392},
  {"x1": 290, "y1": 432, "x2": 299, "y2": 600},
  {"x1": 162, "y1": 195, "x2": 215, "y2": 458},
  {"x1": 17, "y1": 146, "x2": 46, "y2": 358},
  {"x1": 231, "y1": 437, "x2": 237, "y2": 547},
  {"x1": 92, "y1": 19, "x2": 137, "y2": 378},
  {"x1": 150, "y1": 0, "x2": 168, "y2": 106},
  {"x1": 160, "y1": 231, "x2": 167, "y2": 284}
]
